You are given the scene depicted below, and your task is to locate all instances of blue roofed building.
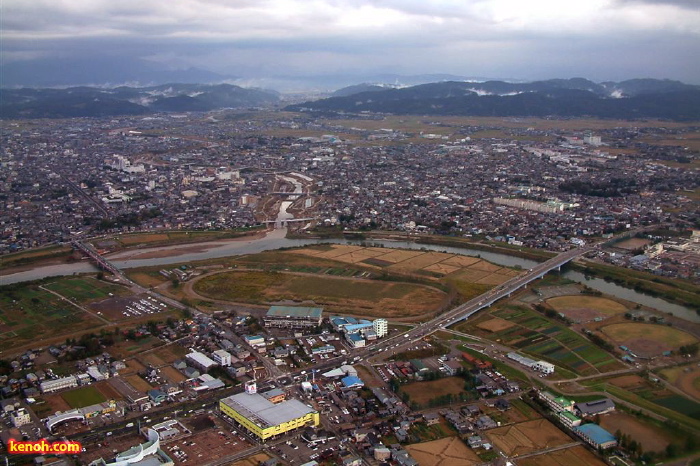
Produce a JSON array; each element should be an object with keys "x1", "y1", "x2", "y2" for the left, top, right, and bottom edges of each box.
[
  {"x1": 346, "y1": 333, "x2": 365, "y2": 348},
  {"x1": 574, "y1": 423, "x2": 617, "y2": 449},
  {"x1": 342, "y1": 375, "x2": 365, "y2": 389}
]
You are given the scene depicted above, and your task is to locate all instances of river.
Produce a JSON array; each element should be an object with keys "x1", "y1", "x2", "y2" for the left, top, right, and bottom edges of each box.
[{"x1": 1, "y1": 230, "x2": 697, "y2": 323}]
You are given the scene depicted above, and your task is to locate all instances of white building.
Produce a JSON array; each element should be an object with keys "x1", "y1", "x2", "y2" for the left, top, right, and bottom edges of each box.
[
  {"x1": 373, "y1": 319, "x2": 388, "y2": 338},
  {"x1": 211, "y1": 350, "x2": 232, "y2": 367},
  {"x1": 186, "y1": 351, "x2": 217, "y2": 371},
  {"x1": 11, "y1": 408, "x2": 31, "y2": 427},
  {"x1": 533, "y1": 361, "x2": 555, "y2": 374},
  {"x1": 40, "y1": 375, "x2": 78, "y2": 393}
]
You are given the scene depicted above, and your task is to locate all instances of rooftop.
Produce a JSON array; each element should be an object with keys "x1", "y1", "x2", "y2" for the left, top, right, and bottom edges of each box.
[
  {"x1": 266, "y1": 306, "x2": 323, "y2": 318},
  {"x1": 221, "y1": 392, "x2": 316, "y2": 428}
]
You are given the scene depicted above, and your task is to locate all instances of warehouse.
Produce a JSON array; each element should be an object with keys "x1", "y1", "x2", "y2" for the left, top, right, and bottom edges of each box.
[{"x1": 219, "y1": 392, "x2": 319, "y2": 441}]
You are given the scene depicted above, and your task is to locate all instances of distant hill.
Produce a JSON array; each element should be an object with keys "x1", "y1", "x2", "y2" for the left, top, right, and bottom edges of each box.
[
  {"x1": 0, "y1": 83, "x2": 280, "y2": 119},
  {"x1": 332, "y1": 83, "x2": 397, "y2": 97},
  {"x1": 288, "y1": 78, "x2": 700, "y2": 120}
]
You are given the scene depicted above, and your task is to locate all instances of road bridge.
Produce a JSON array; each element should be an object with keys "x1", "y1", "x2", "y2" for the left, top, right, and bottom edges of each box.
[
  {"x1": 71, "y1": 241, "x2": 125, "y2": 279},
  {"x1": 439, "y1": 246, "x2": 594, "y2": 327}
]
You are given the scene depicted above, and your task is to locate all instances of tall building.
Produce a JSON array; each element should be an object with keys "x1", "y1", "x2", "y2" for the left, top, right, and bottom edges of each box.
[{"x1": 373, "y1": 319, "x2": 388, "y2": 338}]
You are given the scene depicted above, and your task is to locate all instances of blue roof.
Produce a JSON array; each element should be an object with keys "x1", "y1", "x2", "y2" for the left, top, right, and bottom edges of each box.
[
  {"x1": 347, "y1": 333, "x2": 364, "y2": 342},
  {"x1": 345, "y1": 323, "x2": 373, "y2": 332},
  {"x1": 342, "y1": 375, "x2": 364, "y2": 388},
  {"x1": 575, "y1": 423, "x2": 616, "y2": 444}
]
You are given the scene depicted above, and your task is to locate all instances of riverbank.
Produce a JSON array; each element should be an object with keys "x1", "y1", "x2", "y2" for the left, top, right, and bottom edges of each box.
[{"x1": 572, "y1": 262, "x2": 700, "y2": 312}]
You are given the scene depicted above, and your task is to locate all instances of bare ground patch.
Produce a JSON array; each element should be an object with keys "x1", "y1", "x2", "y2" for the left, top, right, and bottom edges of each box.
[
  {"x1": 477, "y1": 318, "x2": 515, "y2": 333},
  {"x1": 405, "y1": 437, "x2": 480, "y2": 466},
  {"x1": 486, "y1": 419, "x2": 571, "y2": 457}
]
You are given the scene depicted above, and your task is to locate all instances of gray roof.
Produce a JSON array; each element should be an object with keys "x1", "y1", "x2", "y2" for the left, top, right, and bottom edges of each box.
[
  {"x1": 266, "y1": 306, "x2": 323, "y2": 319},
  {"x1": 222, "y1": 392, "x2": 316, "y2": 428}
]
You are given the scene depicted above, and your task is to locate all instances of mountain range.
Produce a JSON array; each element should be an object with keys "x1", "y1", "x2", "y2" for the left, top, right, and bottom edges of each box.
[
  {"x1": 289, "y1": 78, "x2": 700, "y2": 121},
  {"x1": 1, "y1": 78, "x2": 698, "y2": 120},
  {"x1": 0, "y1": 83, "x2": 280, "y2": 119}
]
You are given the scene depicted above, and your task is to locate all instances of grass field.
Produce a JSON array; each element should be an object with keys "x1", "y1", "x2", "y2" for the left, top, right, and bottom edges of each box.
[
  {"x1": 601, "y1": 322, "x2": 697, "y2": 355},
  {"x1": 61, "y1": 386, "x2": 107, "y2": 409},
  {"x1": 45, "y1": 277, "x2": 128, "y2": 303},
  {"x1": 546, "y1": 295, "x2": 627, "y2": 321},
  {"x1": 0, "y1": 281, "x2": 104, "y2": 351},
  {"x1": 193, "y1": 270, "x2": 447, "y2": 318},
  {"x1": 400, "y1": 377, "x2": 467, "y2": 405}
]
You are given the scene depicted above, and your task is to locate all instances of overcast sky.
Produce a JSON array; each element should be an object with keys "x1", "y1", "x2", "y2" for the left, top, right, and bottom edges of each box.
[{"x1": 3, "y1": 0, "x2": 700, "y2": 85}]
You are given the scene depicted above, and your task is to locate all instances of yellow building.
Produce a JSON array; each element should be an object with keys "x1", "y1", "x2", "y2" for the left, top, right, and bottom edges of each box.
[{"x1": 219, "y1": 392, "x2": 319, "y2": 441}]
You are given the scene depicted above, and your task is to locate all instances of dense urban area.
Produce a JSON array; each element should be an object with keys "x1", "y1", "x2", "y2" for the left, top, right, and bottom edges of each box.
[{"x1": 0, "y1": 110, "x2": 699, "y2": 466}]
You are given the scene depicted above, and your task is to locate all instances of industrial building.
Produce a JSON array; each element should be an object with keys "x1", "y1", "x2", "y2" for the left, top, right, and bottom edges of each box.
[
  {"x1": 219, "y1": 390, "x2": 319, "y2": 441},
  {"x1": 263, "y1": 306, "x2": 323, "y2": 329}
]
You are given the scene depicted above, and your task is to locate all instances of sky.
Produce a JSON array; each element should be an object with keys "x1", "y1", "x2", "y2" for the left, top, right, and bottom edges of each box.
[{"x1": 3, "y1": 0, "x2": 700, "y2": 87}]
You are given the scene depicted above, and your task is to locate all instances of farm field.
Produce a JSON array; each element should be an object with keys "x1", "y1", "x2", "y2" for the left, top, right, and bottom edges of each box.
[
  {"x1": 601, "y1": 322, "x2": 697, "y2": 356},
  {"x1": 599, "y1": 412, "x2": 674, "y2": 453},
  {"x1": 400, "y1": 377, "x2": 468, "y2": 405},
  {"x1": 405, "y1": 437, "x2": 480, "y2": 466},
  {"x1": 192, "y1": 270, "x2": 447, "y2": 318},
  {"x1": 62, "y1": 385, "x2": 107, "y2": 409},
  {"x1": 455, "y1": 306, "x2": 623, "y2": 376},
  {"x1": 546, "y1": 295, "x2": 627, "y2": 322},
  {"x1": 486, "y1": 419, "x2": 571, "y2": 457},
  {"x1": 517, "y1": 445, "x2": 606, "y2": 466},
  {"x1": 614, "y1": 238, "x2": 652, "y2": 251}
]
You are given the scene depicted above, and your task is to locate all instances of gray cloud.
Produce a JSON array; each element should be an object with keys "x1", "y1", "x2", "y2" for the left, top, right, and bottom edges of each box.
[{"x1": 2, "y1": 0, "x2": 699, "y2": 86}]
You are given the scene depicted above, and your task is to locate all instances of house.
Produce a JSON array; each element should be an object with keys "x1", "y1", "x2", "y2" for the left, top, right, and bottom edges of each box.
[
  {"x1": 183, "y1": 367, "x2": 200, "y2": 379},
  {"x1": 422, "y1": 413, "x2": 440, "y2": 426},
  {"x1": 467, "y1": 435, "x2": 483, "y2": 448},
  {"x1": 148, "y1": 389, "x2": 167, "y2": 404},
  {"x1": 475, "y1": 415, "x2": 498, "y2": 430},
  {"x1": 462, "y1": 404, "x2": 480, "y2": 417},
  {"x1": 495, "y1": 399, "x2": 510, "y2": 411},
  {"x1": 395, "y1": 428, "x2": 409, "y2": 443}
]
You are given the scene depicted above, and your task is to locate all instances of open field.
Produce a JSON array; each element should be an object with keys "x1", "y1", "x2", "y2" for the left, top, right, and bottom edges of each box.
[
  {"x1": 517, "y1": 445, "x2": 606, "y2": 466},
  {"x1": 599, "y1": 412, "x2": 674, "y2": 453},
  {"x1": 61, "y1": 385, "x2": 107, "y2": 409},
  {"x1": 405, "y1": 437, "x2": 480, "y2": 466},
  {"x1": 192, "y1": 270, "x2": 447, "y2": 318},
  {"x1": 231, "y1": 454, "x2": 272, "y2": 466},
  {"x1": 94, "y1": 380, "x2": 124, "y2": 401},
  {"x1": 400, "y1": 377, "x2": 467, "y2": 405},
  {"x1": 0, "y1": 281, "x2": 104, "y2": 351},
  {"x1": 601, "y1": 322, "x2": 697, "y2": 355},
  {"x1": 547, "y1": 295, "x2": 627, "y2": 322},
  {"x1": 659, "y1": 364, "x2": 700, "y2": 401},
  {"x1": 486, "y1": 419, "x2": 572, "y2": 457}
]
